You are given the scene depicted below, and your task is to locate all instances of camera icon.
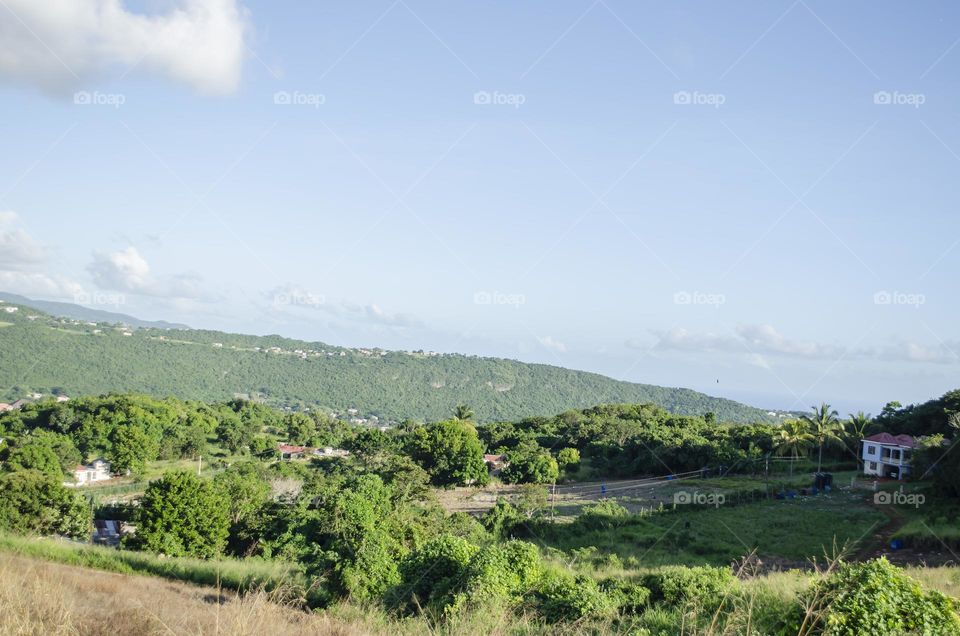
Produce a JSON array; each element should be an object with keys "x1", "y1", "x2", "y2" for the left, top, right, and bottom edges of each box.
[
  {"x1": 73, "y1": 91, "x2": 91, "y2": 105},
  {"x1": 673, "y1": 91, "x2": 691, "y2": 105},
  {"x1": 873, "y1": 91, "x2": 892, "y2": 105},
  {"x1": 273, "y1": 91, "x2": 291, "y2": 105},
  {"x1": 473, "y1": 91, "x2": 491, "y2": 105},
  {"x1": 873, "y1": 290, "x2": 892, "y2": 305},
  {"x1": 673, "y1": 291, "x2": 692, "y2": 305},
  {"x1": 473, "y1": 291, "x2": 492, "y2": 305},
  {"x1": 874, "y1": 491, "x2": 891, "y2": 505},
  {"x1": 673, "y1": 491, "x2": 691, "y2": 505}
]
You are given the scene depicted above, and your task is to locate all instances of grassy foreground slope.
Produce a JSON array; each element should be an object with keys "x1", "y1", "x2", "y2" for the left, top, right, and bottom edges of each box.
[{"x1": 0, "y1": 300, "x2": 774, "y2": 423}]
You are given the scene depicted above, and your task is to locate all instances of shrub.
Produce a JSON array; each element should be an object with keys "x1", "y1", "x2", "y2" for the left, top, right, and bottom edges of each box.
[
  {"x1": 600, "y1": 578, "x2": 651, "y2": 613},
  {"x1": 800, "y1": 558, "x2": 960, "y2": 635},
  {"x1": 394, "y1": 534, "x2": 478, "y2": 613},
  {"x1": 643, "y1": 565, "x2": 737, "y2": 609},
  {"x1": 579, "y1": 500, "x2": 630, "y2": 530},
  {"x1": 481, "y1": 500, "x2": 522, "y2": 539},
  {"x1": 534, "y1": 569, "x2": 615, "y2": 622},
  {"x1": 451, "y1": 540, "x2": 541, "y2": 614}
]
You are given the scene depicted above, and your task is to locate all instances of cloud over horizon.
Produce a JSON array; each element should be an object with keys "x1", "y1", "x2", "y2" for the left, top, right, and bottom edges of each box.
[{"x1": 88, "y1": 246, "x2": 208, "y2": 300}]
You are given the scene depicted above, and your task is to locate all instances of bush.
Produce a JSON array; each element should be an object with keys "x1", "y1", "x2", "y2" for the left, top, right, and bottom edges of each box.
[
  {"x1": 533, "y1": 569, "x2": 615, "y2": 622},
  {"x1": 579, "y1": 500, "x2": 630, "y2": 530},
  {"x1": 643, "y1": 565, "x2": 736, "y2": 609},
  {"x1": 801, "y1": 558, "x2": 960, "y2": 635},
  {"x1": 454, "y1": 540, "x2": 541, "y2": 611},
  {"x1": 394, "y1": 534, "x2": 478, "y2": 613},
  {"x1": 600, "y1": 578, "x2": 651, "y2": 613}
]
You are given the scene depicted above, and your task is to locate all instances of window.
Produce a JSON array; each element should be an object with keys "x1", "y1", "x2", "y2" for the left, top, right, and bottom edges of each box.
[
  {"x1": 865, "y1": 444, "x2": 876, "y2": 456},
  {"x1": 869, "y1": 461, "x2": 877, "y2": 470}
]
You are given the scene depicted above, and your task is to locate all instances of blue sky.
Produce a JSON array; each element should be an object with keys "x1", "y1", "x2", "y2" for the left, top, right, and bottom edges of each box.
[{"x1": 0, "y1": 1, "x2": 958, "y2": 414}]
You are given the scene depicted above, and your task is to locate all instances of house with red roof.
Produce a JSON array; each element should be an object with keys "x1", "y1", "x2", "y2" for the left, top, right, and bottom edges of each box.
[{"x1": 861, "y1": 432, "x2": 915, "y2": 480}]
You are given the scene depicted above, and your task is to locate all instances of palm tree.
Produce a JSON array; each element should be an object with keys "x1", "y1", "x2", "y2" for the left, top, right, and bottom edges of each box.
[
  {"x1": 453, "y1": 404, "x2": 474, "y2": 422},
  {"x1": 845, "y1": 411, "x2": 873, "y2": 464},
  {"x1": 801, "y1": 403, "x2": 842, "y2": 472},
  {"x1": 776, "y1": 419, "x2": 814, "y2": 476}
]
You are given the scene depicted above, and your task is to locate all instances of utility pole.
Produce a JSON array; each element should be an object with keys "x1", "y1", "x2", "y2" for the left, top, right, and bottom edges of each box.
[{"x1": 198, "y1": 455, "x2": 202, "y2": 475}]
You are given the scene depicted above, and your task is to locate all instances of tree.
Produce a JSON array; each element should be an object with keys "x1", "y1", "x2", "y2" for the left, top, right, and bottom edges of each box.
[
  {"x1": 284, "y1": 412, "x2": 315, "y2": 445},
  {"x1": 132, "y1": 471, "x2": 229, "y2": 558},
  {"x1": 501, "y1": 442, "x2": 560, "y2": 485},
  {"x1": 108, "y1": 426, "x2": 155, "y2": 475},
  {"x1": 775, "y1": 420, "x2": 813, "y2": 476},
  {"x1": 515, "y1": 483, "x2": 549, "y2": 519},
  {"x1": 408, "y1": 420, "x2": 488, "y2": 487},
  {"x1": 4, "y1": 441, "x2": 63, "y2": 479},
  {"x1": 453, "y1": 404, "x2": 475, "y2": 422},
  {"x1": 0, "y1": 470, "x2": 91, "y2": 538},
  {"x1": 556, "y1": 447, "x2": 581, "y2": 472},
  {"x1": 801, "y1": 403, "x2": 842, "y2": 472},
  {"x1": 213, "y1": 462, "x2": 271, "y2": 526}
]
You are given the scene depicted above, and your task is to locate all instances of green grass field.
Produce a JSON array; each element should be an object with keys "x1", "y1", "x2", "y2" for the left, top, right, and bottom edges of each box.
[{"x1": 529, "y1": 490, "x2": 887, "y2": 569}]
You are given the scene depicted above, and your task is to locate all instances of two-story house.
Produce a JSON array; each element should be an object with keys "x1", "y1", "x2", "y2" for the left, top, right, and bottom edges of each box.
[{"x1": 861, "y1": 433, "x2": 914, "y2": 480}]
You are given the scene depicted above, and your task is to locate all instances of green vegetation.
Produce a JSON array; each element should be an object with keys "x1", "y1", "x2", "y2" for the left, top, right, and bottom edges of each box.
[{"x1": 0, "y1": 301, "x2": 777, "y2": 423}]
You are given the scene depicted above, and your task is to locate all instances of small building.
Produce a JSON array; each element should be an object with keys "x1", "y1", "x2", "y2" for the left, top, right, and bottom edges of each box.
[
  {"x1": 0, "y1": 403, "x2": 11, "y2": 412},
  {"x1": 484, "y1": 454, "x2": 508, "y2": 475},
  {"x1": 72, "y1": 459, "x2": 112, "y2": 485},
  {"x1": 278, "y1": 443, "x2": 308, "y2": 460},
  {"x1": 862, "y1": 433, "x2": 914, "y2": 480}
]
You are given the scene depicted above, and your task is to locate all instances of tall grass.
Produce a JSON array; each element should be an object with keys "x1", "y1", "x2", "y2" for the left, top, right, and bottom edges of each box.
[{"x1": 0, "y1": 533, "x2": 300, "y2": 595}]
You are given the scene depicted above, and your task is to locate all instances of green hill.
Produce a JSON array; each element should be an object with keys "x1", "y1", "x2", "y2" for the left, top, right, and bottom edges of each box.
[{"x1": 0, "y1": 299, "x2": 775, "y2": 423}]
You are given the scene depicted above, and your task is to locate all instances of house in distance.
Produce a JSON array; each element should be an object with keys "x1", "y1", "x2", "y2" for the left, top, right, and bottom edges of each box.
[{"x1": 861, "y1": 433, "x2": 914, "y2": 480}]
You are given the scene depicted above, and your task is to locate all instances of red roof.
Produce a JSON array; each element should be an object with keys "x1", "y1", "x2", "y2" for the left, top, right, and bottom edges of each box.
[
  {"x1": 277, "y1": 444, "x2": 307, "y2": 453},
  {"x1": 484, "y1": 454, "x2": 506, "y2": 462},
  {"x1": 863, "y1": 433, "x2": 915, "y2": 448}
]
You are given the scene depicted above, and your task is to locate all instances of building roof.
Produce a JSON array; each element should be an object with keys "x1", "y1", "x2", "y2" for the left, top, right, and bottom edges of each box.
[
  {"x1": 484, "y1": 454, "x2": 506, "y2": 462},
  {"x1": 863, "y1": 432, "x2": 915, "y2": 448},
  {"x1": 277, "y1": 443, "x2": 308, "y2": 454}
]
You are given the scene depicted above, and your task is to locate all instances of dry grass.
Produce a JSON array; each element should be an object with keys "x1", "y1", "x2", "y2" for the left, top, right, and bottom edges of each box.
[{"x1": 0, "y1": 554, "x2": 360, "y2": 636}]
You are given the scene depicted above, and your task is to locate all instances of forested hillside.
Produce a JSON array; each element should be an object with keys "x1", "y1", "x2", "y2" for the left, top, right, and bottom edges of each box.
[{"x1": 0, "y1": 300, "x2": 776, "y2": 423}]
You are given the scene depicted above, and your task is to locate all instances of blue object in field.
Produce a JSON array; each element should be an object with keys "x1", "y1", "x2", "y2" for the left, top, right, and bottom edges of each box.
[
  {"x1": 600, "y1": 484, "x2": 607, "y2": 496},
  {"x1": 775, "y1": 492, "x2": 785, "y2": 500},
  {"x1": 666, "y1": 475, "x2": 674, "y2": 481},
  {"x1": 811, "y1": 487, "x2": 819, "y2": 495},
  {"x1": 890, "y1": 539, "x2": 903, "y2": 550},
  {"x1": 824, "y1": 485, "x2": 831, "y2": 493},
  {"x1": 787, "y1": 490, "x2": 797, "y2": 499}
]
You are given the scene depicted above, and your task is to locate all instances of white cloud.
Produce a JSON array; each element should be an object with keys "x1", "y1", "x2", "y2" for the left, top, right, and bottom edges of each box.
[
  {"x1": 88, "y1": 246, "x2": 207, "y2": 299},
  {"x1": 264, "y1": 284, "x2": 423, "y2": 331},
  {"x1": 0, "y1": 211, "x2": 46, "y2": 269},
  {"x1": 649, "y1": 324, "x2": 960, "y2": 365},
  {"x1": 0, "y1": 0, "x2": 249, "y2": 95},
  {"x1": 537, "y1": 335, "x2": 567, "y2": 353},
  {"x1": 734, "y1": 324, "x2": 843, "y2": 359},
  {"x1": 0, "y1": 211, "x2": 84, "y2": 298}
]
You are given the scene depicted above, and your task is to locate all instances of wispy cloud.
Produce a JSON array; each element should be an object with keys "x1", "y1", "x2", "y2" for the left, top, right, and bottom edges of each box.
[{"x1": 88, "y1": 246, "x2": 209, "y2": 300}]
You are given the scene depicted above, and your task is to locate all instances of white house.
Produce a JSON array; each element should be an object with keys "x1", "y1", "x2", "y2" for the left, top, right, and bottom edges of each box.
[
  {"x1": 862, "y1": 433, "x2": 914, "y2": 480},
  {"x1": 72, "y1": 459, "x2": 112, "y2": 485}
]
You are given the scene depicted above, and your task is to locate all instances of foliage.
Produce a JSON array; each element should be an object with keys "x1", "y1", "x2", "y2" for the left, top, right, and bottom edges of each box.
[
  {"x1": 642, "y1": 565, "x2": 737, "y2": 609},
  {"x1": 131, "y1": 471, "x2": 230, "y2": 558},
  {"x1": 0, "y1": 470, "x2": 91, "y2": 538},
  {"x1": 556, "y1": 447, "x2": 580, "y2": 471},
  {"x1": 532, "y1": 569, "x2": 614, "y2": 622},
  {"x1": 394, "y1": 533, "x2": 479, "y2": 613},
  {"x1": 500, "y1": 442, "x2": 559, "y2": 485},
  {"x1": 407, "y1": 420, "x2": 488, "y2": 487},
  {"x1": 801, "y1": 558, "x2": 960, "y2": 635}
]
